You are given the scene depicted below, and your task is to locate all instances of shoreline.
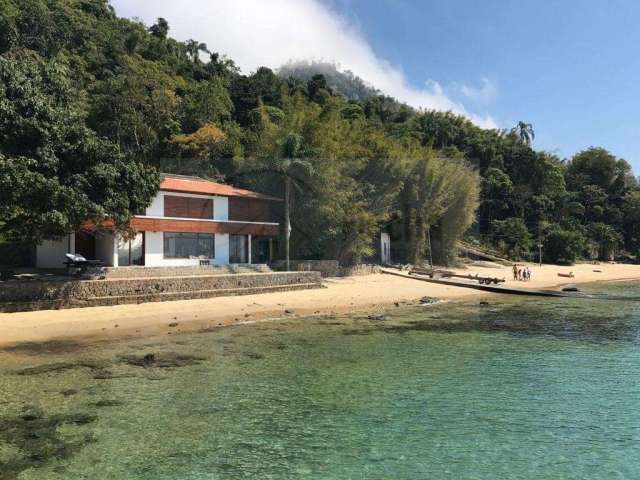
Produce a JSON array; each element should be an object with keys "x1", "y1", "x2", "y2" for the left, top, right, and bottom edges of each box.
[{"x1": 1, "y1": 262, "x2": 640, "y2": 351}]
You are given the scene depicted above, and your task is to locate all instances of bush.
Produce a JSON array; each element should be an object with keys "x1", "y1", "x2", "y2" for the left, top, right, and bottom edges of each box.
[
  {"x1": 543, "y1": 226, "x2": 586, "y2": 264},
  {"x1": 489, "y1": 217, "x2": 533, "y2": 260}
]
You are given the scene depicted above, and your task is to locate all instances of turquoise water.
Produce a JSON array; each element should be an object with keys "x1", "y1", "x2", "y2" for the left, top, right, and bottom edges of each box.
[{"x1": 1, "y1": 282, "x2": 640, "y2": 479}]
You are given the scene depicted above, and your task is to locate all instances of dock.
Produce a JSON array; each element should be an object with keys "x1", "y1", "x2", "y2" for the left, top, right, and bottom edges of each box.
[{"x1": 380, "y1": 268, "x2": 615, "y2": 299}]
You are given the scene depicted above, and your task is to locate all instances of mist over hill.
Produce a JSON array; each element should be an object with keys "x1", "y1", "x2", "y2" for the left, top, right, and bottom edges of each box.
[{"x1": 278, "y1": 61, "x2": 381, "y2": 102}]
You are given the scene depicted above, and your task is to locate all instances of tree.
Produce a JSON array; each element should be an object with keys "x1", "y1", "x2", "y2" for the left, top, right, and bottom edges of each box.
[
  {"x1": 0, "y1": 51, "x2": 159, "y2": 241},
  {"x1": 543, "y1": 225, "x2": 586, "y2": 264},
  {"x1": 511, "y1": 121, "x2": 535, "y2": 146},
  {"x1": 399, "y1": 155, "x2": 479, "y2": 264},
  {"x1": 149, "y1": 17, "x2": 169, "y2": 39},
  {"x1": 278, "y1": 133, "x2": 314, "y2": 270},
  {"x1": 622, "y1": 191, "x2": 640, "y2": 252},
  {"x1": 586, "y1": 222, "x2": 622, "y2": 260},
  {"x1": 566, "y1": 147, "x2": 622, "y2": 191},
  {"x1": 490, "y1": 217, "x2": 533, "y2": 260},
  {"x1": 185, "y1": 39, "x2": 209, "y2": 64}
]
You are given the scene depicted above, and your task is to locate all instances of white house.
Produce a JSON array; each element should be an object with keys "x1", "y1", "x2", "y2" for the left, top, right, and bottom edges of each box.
[{"x1": 36, "y1": 175, "x2": 281, "y2": 269}]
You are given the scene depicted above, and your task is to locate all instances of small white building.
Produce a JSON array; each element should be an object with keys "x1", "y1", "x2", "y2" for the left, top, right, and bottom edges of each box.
[{"x1": 36, "y1": 175, "x2": 281, "y2": 269}]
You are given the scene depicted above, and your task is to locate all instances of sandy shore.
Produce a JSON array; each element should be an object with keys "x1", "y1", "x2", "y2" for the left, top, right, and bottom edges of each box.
[{"x1": 1, "y1": 262, "x2": 640, "y2": 349}]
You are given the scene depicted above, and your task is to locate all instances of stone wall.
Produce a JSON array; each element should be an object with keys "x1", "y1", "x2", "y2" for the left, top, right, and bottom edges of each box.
[
  {"x1": 271, "y1": 260, "x2": 340, "y2": 277},
  {"x1": 101, "y1": 264, "x2": 272, "y2": 279},
  {"x1": 271, "y1": 260, "x2": 380, "y2": 278},
  {"x1": 0, "y1": 271, "x2": 322, "y2": 312}
]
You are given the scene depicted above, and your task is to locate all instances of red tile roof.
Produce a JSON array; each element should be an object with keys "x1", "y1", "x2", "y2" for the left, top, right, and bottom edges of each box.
[{"x1": 160, "y1": 175, "x2": 282, "y2": 201}]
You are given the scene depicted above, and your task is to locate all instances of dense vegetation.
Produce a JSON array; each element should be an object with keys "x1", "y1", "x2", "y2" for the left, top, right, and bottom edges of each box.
[{"x1": 0, "y1": 0, "x2": 638, "y2": 265}]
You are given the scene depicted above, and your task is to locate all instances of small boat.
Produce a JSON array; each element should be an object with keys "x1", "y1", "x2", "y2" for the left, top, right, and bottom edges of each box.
[{"x1": 558, "y1": 272, "x2": 575, "y2": 278}]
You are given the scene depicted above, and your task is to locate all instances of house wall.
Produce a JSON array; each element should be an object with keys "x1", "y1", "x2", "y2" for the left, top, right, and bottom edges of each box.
[
  {"x1": 138, "y1": 190, "x2": 276, "y2": 267},
  {"x1": 36, "y1": 234, "x2": 74, "y2": 269}
]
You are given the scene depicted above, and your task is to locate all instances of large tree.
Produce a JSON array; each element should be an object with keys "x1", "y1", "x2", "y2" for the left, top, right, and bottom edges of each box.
[{"x1": 0, "y1": 51, "x2": 159, "y2": 241}]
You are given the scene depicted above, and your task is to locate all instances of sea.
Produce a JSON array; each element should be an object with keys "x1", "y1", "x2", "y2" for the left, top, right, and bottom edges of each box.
[{"x1": 1, "y1": 280, "x2": 639, "y2": 479}]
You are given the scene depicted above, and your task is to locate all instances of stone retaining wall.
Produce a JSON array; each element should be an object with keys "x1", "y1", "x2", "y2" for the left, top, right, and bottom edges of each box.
[
  {"x1": 271, "y1": 260, "x2": 381, "y2": 278},
  {"x1": 0, "y1": 271, "x2": 322, "y2": 313},
  {"x1": 101, "y1": 264, "x2": 272, "y2": 279}
]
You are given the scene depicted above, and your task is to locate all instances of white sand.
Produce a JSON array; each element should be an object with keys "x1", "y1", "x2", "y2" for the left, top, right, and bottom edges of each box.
[{"x1": 1, "y1": 262, "x2": 639, "y2": 348}]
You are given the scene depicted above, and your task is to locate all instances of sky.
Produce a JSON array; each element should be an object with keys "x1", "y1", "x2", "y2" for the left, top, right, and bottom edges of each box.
[{"x1": 111, "y1": 0, "x2": 640, "y2": 171}]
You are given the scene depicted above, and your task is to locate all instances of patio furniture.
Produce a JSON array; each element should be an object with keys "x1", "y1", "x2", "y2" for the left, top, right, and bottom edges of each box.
[{"x1": 64, "y1": 253, "x2": 104, "y2": 276}]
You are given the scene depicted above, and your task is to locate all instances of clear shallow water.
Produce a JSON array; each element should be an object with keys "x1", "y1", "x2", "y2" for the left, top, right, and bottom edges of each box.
[{"x1": 1, "y1": 282, "x2": 640, "y2": 479}]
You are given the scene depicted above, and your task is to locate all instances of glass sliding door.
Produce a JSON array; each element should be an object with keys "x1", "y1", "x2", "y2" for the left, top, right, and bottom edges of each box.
[
  {"x1": 118, "y1": 233, "x2": 145, "y2": 266},
  {"x1": 163, "y1": 233, "x2": 214, "y2": 259},
  {"x1": 229, "y1": 234, "x2": 248, "y2": 263}
]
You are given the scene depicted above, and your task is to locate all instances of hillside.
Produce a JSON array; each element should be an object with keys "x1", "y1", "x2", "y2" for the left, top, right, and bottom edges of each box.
[{"x1": 1, "y1": 0, "x2": 639, "y2": 265}]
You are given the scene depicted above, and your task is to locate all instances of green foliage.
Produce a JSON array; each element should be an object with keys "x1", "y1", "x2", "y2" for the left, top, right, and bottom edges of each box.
[
  {"x1": 1, "y1": 0, "x2": 637, "y2": 265},
  {"x1": 490, "y1": 217, "x2": 533, "y2": 260},
  {"x1": 543, "y1": 225, "x2": 586, "y2": 264},
  {"x1": 586, "y1": 222, "x2": 622, "y2": 260},
  {"x1": 0, "y1": 51, "x2": 159, "y2": 241}
]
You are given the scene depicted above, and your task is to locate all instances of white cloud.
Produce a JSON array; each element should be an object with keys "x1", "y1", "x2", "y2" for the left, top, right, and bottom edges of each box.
[
  {"x1": 459, "y1": 78, "x2": 498, "y2": 105},
  {"x1": 110, "y1": 0, "x2": 498, "y2": 128}
]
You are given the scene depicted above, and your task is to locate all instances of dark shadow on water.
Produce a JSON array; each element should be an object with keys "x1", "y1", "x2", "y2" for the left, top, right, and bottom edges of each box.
[
  {"x1": 0, "y1": 409, "x2": 97, "y2": 480},
  {"x1": 14, "y1": 360, "x2": 110, "y2": 376},
  {"x1": 341, "y1": 302, "x2": 640, "y2": 344},
  {"x1": 1, "y1": 339, "x2": 87, "y2": 355}
]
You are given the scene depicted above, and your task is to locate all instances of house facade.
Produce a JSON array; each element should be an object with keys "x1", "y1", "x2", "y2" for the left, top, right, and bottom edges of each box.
[{"x1": 36, "y1": 175, "x2": 281, "y2": 269}]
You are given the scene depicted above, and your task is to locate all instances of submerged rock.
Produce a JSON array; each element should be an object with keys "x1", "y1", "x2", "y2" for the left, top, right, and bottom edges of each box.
[
  {"x1": 91, "y1": 399, "x2": 125, "y2": 408},
  {"x1": 119, "y1": 352, "x2": 206, "y2": 368},
  {"x1": 15, "y1": 360, "x2": 109, "y2": 376},
  {"x1": 419, "y1": 296, "x2": 439, "y2": 305},
  {"x1": 367, "y1": 314, "x2": 388, "y2": 321}
]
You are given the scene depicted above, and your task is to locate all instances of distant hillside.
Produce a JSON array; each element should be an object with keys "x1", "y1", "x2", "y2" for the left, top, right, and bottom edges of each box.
[{"x1": 278, "y1": 61, "x2": 380, "y2": 102}]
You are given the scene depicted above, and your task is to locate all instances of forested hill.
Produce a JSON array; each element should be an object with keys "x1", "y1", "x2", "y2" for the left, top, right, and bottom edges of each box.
[{"x1": 1, "y1": 0, "x2": 639, "y2": 265}]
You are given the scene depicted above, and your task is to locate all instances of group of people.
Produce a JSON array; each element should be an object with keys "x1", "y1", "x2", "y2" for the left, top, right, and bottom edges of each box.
[{"x1": 512, "y1": 264, "x2": 532, "y2": 281}]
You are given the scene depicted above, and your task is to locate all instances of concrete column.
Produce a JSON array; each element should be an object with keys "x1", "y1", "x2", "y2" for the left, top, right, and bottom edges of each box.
[
  {"x1": 248, "y1": 234, "x2": 252, "y2": 264},
  {"x1": 112, "y1": 235, "x2": 119, "y2": 267}
]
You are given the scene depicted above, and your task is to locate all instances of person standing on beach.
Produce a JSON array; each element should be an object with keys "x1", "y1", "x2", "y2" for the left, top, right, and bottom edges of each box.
[
  {"x1": 526, "y1": 267, "x2": 531, "y2": 281},
  {"x1": 513, "y1": 264, "x2": 518, "y2": 281}
]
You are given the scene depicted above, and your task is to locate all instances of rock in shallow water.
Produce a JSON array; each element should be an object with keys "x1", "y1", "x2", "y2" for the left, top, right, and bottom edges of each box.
[
  {"x1": 118, "y1": 352, "x2": 206, "y2": 368},
  {"x1": 419, "y1": 296, "x2": 439, "y2": 305}
]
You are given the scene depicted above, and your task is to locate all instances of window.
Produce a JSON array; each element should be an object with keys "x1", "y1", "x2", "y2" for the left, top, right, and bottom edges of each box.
[
  {"x1": 164, "y1": 195, "x2": 213, "y2": 219},
  {"x1": 163, "y1": 233, "x2": 214, "y2": 259}
]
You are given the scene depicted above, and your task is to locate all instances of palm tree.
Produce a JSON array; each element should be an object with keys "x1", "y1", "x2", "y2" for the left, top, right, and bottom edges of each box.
[
  {"x1": 234, "y1": 133, "x2": 314, "y2": 270},
  {"x1": 511, "y1": 121, "x2": 535, "y2": 146},
  {"x1": 185, "y1": 39, "x2": 209, "y2": 64},
  {"x1": 278, "y1": 133, "x2": 314, "y2": 270}
]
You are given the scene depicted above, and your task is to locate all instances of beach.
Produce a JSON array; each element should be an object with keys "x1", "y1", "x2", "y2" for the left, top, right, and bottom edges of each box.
[{"x1": 1, "y1": 262, "x2": 640, "y2": 349}]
